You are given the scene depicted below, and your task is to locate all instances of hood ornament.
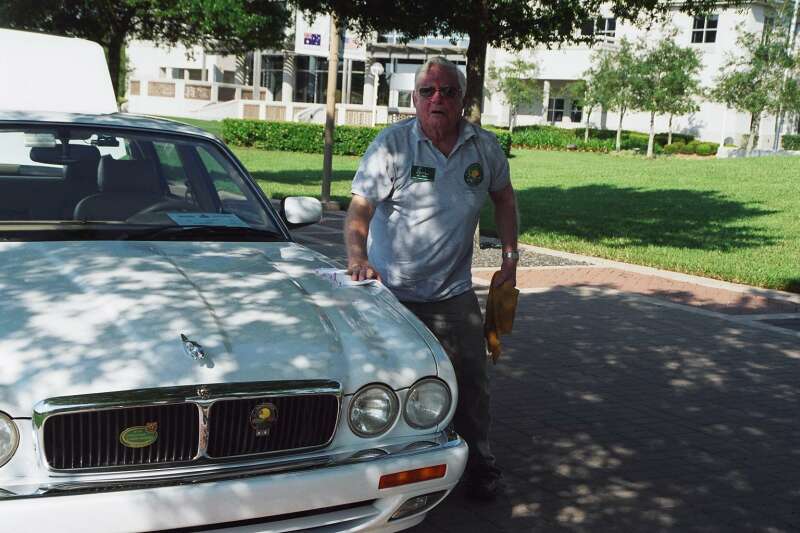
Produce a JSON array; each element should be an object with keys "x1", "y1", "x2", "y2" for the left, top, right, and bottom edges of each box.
[{"x1": 181, "y1": 334, "x2": 206, "y2": 360}]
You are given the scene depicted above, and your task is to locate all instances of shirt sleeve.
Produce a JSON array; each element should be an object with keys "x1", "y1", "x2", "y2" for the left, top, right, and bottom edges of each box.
[
  {"x1": 486, "y1": 134, "x2": 511, "y2": 192},
  {"x1": 351, "y1": 134, "x2": 395, "y2": 203}
]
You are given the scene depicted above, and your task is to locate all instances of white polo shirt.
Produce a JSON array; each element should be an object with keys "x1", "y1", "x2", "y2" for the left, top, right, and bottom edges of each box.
[{"x1": 351, "y1": 118, "x2": 510, "y2": 302}]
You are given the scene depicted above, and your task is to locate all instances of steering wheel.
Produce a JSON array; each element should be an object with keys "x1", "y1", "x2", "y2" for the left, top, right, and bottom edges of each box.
[{"x1": 131, "y1": 199, "x2": 202, "y2": 217}]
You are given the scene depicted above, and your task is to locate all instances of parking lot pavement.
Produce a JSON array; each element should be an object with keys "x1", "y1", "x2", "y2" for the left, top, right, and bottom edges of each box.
[
  {"x1": 413, "y1": 285, "x2": 800, "y2": 532},
  {"x1": 293, "y1": 211, "x2": 800, "y2": 532}
]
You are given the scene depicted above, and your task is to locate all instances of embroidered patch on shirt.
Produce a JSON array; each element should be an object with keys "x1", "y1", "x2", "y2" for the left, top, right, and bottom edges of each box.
[
  {"x1": 464, "y1": 162, "x2": 484, "y2": 186},
  {"x1": 410, "y1": 165, "x2": 436, "y2": 182}
]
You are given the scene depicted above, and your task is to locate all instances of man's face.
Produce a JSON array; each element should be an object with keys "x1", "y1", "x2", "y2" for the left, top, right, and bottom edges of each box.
[{"x1": 413, "y1": 65, "x2": 463, "y2": 135}]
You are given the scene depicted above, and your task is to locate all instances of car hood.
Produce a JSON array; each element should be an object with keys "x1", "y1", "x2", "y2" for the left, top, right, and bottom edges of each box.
[{"x1": 0, "y1": 241, "x2": 440, "y2": 416}]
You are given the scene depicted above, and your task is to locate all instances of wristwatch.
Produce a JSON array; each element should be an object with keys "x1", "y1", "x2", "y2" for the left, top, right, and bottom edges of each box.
[{"x1": 502, "y1": 250, "x2": 519, "y2": 261}]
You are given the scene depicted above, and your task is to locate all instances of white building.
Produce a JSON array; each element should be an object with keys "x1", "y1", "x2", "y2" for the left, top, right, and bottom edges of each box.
[{"x1": 125, "y1": 5, "x2": 799, "y2": 148}]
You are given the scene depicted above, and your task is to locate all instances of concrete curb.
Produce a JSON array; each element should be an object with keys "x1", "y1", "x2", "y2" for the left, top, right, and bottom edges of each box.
[{"x1": 516, "y1": 243, "x2": 800, "y2": 306}]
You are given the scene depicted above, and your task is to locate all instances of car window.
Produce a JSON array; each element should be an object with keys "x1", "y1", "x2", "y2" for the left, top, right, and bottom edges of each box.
[
  {"x1": 153, "y1": 141, "x2": 190, "y2": 197},
  {"x1": 0, "y1": 125, "x2": 282, "y2": 240},
  {"x1": 0, "y1": 131, "x2": 66, "y2": 179}
]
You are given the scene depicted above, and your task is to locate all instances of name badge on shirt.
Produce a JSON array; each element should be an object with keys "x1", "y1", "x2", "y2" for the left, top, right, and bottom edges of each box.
[{"x1": 410, "y1": 165, "x2": 436, "y2": 182}]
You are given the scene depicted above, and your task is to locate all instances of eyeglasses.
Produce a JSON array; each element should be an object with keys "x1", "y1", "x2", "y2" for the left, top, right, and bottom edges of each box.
[{"x1": 417, "y1": 86, "x2": 461, "y2": 99}]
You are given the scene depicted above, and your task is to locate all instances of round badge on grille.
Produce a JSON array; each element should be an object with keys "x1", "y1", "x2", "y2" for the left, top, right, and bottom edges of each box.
[
  {"x1": 250, "y1": 403, "x2": 277, "y2": 437},
  {"x1": 120, "y1": 422, "x2": 158, "y2": 448}
]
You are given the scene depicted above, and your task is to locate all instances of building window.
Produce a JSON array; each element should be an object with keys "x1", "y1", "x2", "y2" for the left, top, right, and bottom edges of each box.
[
  {"x1": 169, "y1": 68, "x2": 205, "y2": 81},
  {"x1": 376, "y1": 60, "x2": 390, "y2": 106},
  {"x1": 350, "y1": 60, "x2": 365, "y2": 105},
  {"x1": 397, "y1": 90, "x2": 413, "y2": 107},
  {"x1": 691, "y1": 15, "x2": 718, "y2": 43},
  {"x1": 581, "y1": 17, "x2": 616, "y2": 41},
  {"x1": 570, "y1": 101, "x2": 583, "y2": 123},
  {"x1": 220, "y1": 70, "x2": 236, "y2": 84},
  {"x1": 547, "y1": 98, "x2": 565, "y2": 122},
  {"x1": 294, "y1": 56, "x2": 343, "y2": 104},
  {"x1": 260, "y1": 55, "x2": 283, "y2": 101}
]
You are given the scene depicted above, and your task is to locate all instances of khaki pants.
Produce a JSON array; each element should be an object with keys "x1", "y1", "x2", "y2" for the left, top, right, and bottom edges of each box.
[{"x1": 402, "y1": 290, "x2": 499, "y2": 479}]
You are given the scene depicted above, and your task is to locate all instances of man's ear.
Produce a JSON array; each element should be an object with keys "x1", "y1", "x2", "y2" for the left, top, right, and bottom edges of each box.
[{"x1": 412, "y1": 90, "x2": 418, "y2": 109}]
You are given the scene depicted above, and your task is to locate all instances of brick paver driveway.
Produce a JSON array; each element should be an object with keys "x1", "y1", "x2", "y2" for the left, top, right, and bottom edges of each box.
[
  {"x1": 415, "y1": 286, "x2": 800, "y2": 532},
  {"x1": 294, "y1": 211, "x2": 800, "y2": 532}
]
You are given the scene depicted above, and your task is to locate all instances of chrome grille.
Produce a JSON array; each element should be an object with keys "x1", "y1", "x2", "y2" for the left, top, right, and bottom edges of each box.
[
  {"x1": 207, "y1": 394, "x2": 339, "y2": 458},
  {"x1": 43, "y1": 403, "x2": 199, "y2": 470},
  {"x1": 35, "y1": 381, "x2": 342, "y2": 472}
]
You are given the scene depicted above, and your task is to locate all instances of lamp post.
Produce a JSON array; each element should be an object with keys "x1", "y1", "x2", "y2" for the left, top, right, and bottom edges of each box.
[
  {"x1": 370, "y1": 61, "x2": 384, "y2": 127},
  {"x1": 321, "y1": 13, "x2": 340, "y2": 210}
]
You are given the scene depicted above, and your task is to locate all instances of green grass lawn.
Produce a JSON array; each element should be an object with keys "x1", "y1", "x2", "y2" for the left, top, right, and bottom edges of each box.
[
  {"x1": 229, "y1": 146, "x2": 800, "y2": 292},
  {"x1": 498, "y1": 150, "x2": 800, "y2": 292}
]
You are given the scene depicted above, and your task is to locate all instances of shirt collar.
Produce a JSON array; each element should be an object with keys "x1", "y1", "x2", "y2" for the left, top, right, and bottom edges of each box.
[{"x1": 412, "y1": 117, "x2": 477, "y2": 147}]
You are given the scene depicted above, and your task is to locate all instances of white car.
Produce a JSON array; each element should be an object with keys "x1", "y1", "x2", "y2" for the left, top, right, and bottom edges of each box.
[{"x1": 0, "y1": 30, "x2": 467, "y2": 533}]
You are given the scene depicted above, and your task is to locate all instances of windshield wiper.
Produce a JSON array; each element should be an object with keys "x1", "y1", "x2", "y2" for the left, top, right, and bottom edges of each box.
[{"x1": 120, "y1": 225, "x2": 285, "y2": 242}]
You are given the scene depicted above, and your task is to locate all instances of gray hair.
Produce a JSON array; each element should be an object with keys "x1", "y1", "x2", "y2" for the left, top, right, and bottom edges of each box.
[{"x1": 414, "y1": 56, "x2": 467, "y2": 95}]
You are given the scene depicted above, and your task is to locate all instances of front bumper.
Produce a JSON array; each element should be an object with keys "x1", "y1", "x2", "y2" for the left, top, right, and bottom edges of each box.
[{"x1": 2, "y1": 431, "x2": 467, "y2": 533}]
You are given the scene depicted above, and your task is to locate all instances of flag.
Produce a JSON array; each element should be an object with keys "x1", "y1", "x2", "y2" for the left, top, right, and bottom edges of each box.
[{"x1": 303, "y1": 33, "x2": 321, "y2": 46}]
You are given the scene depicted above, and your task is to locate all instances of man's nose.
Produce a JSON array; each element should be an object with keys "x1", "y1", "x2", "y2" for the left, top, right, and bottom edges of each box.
[{"x1": 429, "y1": 89, "x2": 445, "y2": 103}]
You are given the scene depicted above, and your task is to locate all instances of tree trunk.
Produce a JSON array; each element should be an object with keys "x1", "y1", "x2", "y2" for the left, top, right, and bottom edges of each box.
[
  {"x1": 746, "y1": 112, "x2": 760, "y2": 156},
  {"x1": 465, "y1": 15, "x2": 489, "y2": 253},
  {"x1": 321, "y1": 13, "x2": 340, "y2": 206},
  {"x1": 668, "y1": 114, "x2": 673, "y2": 145},
  {"x1": 464, "y1": 30, "x2": 488, "y2": 125},
  {"x1": 106, "y1": 35, "x2": 125, "y2": 102},
  {"x1": 647, "y1": 111, "x2": 656, "y2": 158},
  {"x1": 615, "y1": 108, "x2": 625, "y2": 152},
  {"x1": 509, "y1": 105, "x2": 515, "y2": 133},
  {"x1": 584, "y1": 106, "x2": 591, "y2": 142}
]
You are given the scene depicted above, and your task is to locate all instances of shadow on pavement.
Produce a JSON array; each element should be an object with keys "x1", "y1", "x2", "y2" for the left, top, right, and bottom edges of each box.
[{"x1": 413, "y1": 286, "x2": 800, "y2": 532}]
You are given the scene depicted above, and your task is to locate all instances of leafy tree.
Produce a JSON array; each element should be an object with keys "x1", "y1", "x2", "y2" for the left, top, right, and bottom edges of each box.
[
  {"x1": 564, "y1": 80, "x2": 587, "y2": 141},
  {"x1": 711, "y1": 17, "x2": 799, "y2": 155},
  {"x1": 296, "y1": 0, "x2": 723, "y2": 125},
  {"x1": 568, "y1": 77, "x2": 607, "y2": 142},
  {"x1": 487, "y1": 59, "x2": 539, "y2": 132},
  {"x1": 0, "y1": 0, "x2": 292, "y2": 99},
  {"x1": 585, "y1": 38, "x2": 639, "y2": 151},
  {"x1": 632, "y1": 35, "x2": 702, "y2": 157}
]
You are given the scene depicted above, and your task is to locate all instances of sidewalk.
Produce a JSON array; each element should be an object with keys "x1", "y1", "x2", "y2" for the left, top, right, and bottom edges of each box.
[{"x1": 293, "y1": 211, "x2": 800, "y2": 532}]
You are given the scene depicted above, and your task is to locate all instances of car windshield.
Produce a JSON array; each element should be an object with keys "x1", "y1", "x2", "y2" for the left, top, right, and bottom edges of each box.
[{"x1": 0, "y1": 124, "x2": 284, "y2": 241}]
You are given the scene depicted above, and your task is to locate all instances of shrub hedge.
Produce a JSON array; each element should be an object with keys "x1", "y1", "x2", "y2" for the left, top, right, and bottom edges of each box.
[
  {"x1": 484, "y1": 127, "x2": 512, "y2": 157},
  {"x1": 660, "y1": 139, "x2": 718, "y2": 156},
  {"x1": 507, "y1": 125, "x2": 693, "y2": 154},
  {"x1": 223, "y1": 118, "x2": 512, "y2": 157},
  {"x1": 222, "y1": 119, "x2": 381, "y2": 156},
  {"x1": 782, "y1": 134, "x2": 800, "y2": 151},
  {"x1": 221, "y1": 118, "x2": 718, "y2": 158}
]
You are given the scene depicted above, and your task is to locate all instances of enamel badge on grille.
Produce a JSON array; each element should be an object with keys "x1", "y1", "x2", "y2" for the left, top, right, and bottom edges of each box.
[
  {"x1": 250, "y1": 403, "x2": 278, "y2": 437},
  {"x1": 120, "y1": 422, "x2": 158, "y2": 448}
]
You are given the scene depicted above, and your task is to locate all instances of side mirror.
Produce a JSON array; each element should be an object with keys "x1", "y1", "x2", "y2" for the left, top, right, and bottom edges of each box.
[{"x1": 280, "y1": 196, "x2": 322, "y2": 229}]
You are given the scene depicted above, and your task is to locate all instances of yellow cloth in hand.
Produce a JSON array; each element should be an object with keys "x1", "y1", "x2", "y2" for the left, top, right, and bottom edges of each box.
[{"x1": 484, "y1": 271, "x2": 520, "y2": 364}]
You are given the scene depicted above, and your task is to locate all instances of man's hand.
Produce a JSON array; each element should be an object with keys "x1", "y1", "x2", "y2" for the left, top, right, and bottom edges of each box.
[
  {"x1": 492, "y1": 257, "x2": 517, "y2": 287},
  {"x1": 489, "y1": 183, "x2": 518, "y2": 288},
  {"x1": 347, "y1": 260, "x2": 382, "y2": 282},
  {"x1": 345, "y1": 195, "x2": 378, "y2": 281}
]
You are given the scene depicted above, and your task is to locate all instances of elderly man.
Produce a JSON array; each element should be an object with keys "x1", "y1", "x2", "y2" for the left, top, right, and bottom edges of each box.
[{"x1": 345, "y1": 56, "x2": 518, "y2": 500}]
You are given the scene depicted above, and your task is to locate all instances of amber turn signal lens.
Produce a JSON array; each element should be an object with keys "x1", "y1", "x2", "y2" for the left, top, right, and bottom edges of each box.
[{"x1": 379, "y1": 464, "x2": 447, "y2": 489}]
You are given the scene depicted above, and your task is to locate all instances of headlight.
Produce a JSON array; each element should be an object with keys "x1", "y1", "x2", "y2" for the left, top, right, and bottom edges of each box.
[
  {"x1": 0, "y1": 412, "x2": 19, "y2": 468},
  {"x1": 348, "y1": 384, "x2": 399, "y2": 438},
  {"x1": 404, "y1": 378, "x2": 451, "y2": 430}
]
